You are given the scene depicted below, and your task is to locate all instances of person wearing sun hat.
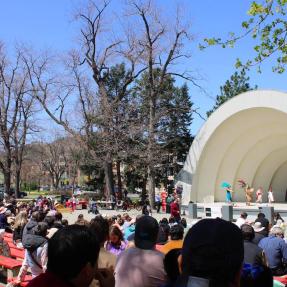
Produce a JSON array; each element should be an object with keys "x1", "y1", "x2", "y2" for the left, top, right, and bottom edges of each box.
[{"x1": 253, "y1": 222, "x2": 266, "y2": 245}]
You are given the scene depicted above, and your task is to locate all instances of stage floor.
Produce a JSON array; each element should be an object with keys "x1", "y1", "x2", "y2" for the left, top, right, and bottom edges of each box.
[{"x1": 184, "y1": 202, "x2": 287, "y2": 221}]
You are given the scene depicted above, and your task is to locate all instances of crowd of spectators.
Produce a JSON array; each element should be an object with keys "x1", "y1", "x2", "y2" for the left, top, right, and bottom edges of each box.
[{"x1": 1, "y1": 195, "x2": 287, "y2": 287}]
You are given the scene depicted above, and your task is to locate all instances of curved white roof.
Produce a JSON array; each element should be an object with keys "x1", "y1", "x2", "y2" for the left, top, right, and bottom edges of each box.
[{"x1": 180, "y1": 90, "x2": 287, "y2": 203}]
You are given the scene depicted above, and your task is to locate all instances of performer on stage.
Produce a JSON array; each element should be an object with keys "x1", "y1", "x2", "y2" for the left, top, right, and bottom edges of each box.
[
  {"x1": 268, "y1": 186, "x2": 274, "y2": 204},
  {"x1": 238, "y1": 179, "x2": 254, "y2": 206},
  {"x1": 161, "y1": 188, "x2": 167, "y2": 212},
  {"x1": 221, "y1": 182, "x2": 233, "y2": 203},
  {"x1": 256, "y1": 187, "x2": 263, "y2": 204}
]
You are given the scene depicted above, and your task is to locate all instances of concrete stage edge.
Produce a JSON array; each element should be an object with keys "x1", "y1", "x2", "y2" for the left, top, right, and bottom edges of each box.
[{"x1": 181, "y1": 202, "x2": 287, "y2": 221}]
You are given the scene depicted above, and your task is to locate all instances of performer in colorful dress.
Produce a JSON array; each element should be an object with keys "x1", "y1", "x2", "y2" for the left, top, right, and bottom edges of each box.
[
  {"x1": 161, "y1": 189, "x2": 167, "y2": 212},
  {"x1": 221, "y1": 182, "x2": 233, "y2": 203},
  {"x1": 256, "y1": 187, "x2": 263, "y2": 204},
  {"x1": 268, "y1": 186, "x2": 274, "y2": 204},
  {"x1": 238, "y1": 179, "x2": 254, "y2": 206}
]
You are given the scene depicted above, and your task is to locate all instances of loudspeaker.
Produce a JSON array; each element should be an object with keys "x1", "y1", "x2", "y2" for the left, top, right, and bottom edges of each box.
[
  {"x1": 221, "y1": 205, "x2": 233, "y2": 222},
  {"x1": 188, "y1": 203, "x2": 197, "y2": 219},
  {"x1": 261, "y1": 206, "x2": 274, "y2": 225}
]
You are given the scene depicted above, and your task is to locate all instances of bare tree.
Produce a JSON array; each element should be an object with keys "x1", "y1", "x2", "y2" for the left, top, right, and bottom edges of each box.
[
  {"x1": 0, "y1": 43, "x2": 32, "y2": 196},
  {"x1": 12, "y1": 95, "x2": 35, "y2": 197},
  {"x1": 39, "y1": 139, "x2": 69, "y2": 190},
  {"x1": 23, "y1": 1, "x2": 146, "y2": 199}
]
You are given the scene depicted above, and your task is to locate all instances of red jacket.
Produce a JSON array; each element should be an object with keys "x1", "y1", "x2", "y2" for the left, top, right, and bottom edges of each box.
[
  {"x1": 170, "y1": 202, "x2": 180, "y2": 218},
  {"x1": 27, "y1": 271, "x2": 74, "y2": 287}
]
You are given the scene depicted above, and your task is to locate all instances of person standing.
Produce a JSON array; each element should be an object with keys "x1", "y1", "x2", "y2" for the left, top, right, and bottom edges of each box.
[
  {"x1": 268, "y1": 187, "x2": 275, "y2": 204},
  {"x1": 155, "y1": 194, "x2": 161, "y2": 213},
  {"x1": 221, "y1": 182, "x2": 233, "y2": 204},
  {"x1": 72, "y1": 196, "x2": 77, "y2": 212},
  {"x1": 170, "y1": 199, "x2": 180, "y2": 223},
  {"x1": 256, "y1": 187, "x2": 263, "y2": 204},
  {"x1": 161, "y1": 189, "x2": 167, "y2": 213},
  {"x1": 166, "y1": 194, "x2": 173, "y2": 214},
  {"x1": 142, "y1": 200, "x2": 152, "y2": 216}
]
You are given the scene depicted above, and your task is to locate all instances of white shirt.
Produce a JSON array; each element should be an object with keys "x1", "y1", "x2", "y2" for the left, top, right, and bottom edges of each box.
[{"x1": 235, "y1": 217, "x2": 246, "y2": 228}]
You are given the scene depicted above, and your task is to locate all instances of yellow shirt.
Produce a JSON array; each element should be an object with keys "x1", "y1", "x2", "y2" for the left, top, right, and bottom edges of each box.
[{"x1": 159, "y1": 239, "x2": 183, "y2": 255}]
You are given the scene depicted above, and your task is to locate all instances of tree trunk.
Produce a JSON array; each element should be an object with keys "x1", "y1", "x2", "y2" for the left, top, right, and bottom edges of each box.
[
  {"x1": 147, "y1": 91, "x2": 156, "y2": 208},
  {"x1": 104, "y1": 159, "x2": 114, "y2": 199},
  {"x1": 15, "y1": 169, "x2": 21, "y2": 198},
  {"x1": 148, "y1": 166, "x2": 155, "y2": 208},
  {"x1": 3, "y1": 148, "x2": 12, "y2": 195},
  {"x1": 3, "y1": 170, "x2": 11, "y2": 195},
  {"x1": 55, "y1": 175, "x2": 60, "y2": 190},
  {"x1": 116, "y1": 160, "x2": 122, "y2": 199}
]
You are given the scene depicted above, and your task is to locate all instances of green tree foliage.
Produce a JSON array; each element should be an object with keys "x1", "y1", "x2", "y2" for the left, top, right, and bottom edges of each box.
[
  {"x1": 206, "y1": 69, "x2": 256, "y2": 117},
  {"x1": 201, "y1": 0, "x2": 287, "y2": 73},
  {"x1": 160, "y1": 83, "x2": 193, "y2": 165},
  {"x1": 132, "y1": 71, "x2": 193, "y2": 187}
]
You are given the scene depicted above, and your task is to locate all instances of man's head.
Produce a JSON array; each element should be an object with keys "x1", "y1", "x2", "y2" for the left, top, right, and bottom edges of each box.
[
  {"x1": 89, "y1": 215, "x2": 109, "y2": 245},
  {"x1": 44, "y1": 216, "x2": 55, "y2": 229},
  {"x1": 180, "y1": 218, "x2": 243, "y2": 287},
  {"x1": 257, "y1": 213, "x2": 265, "y2": 219},
  {"x1": 32, "y1": 211, "x2": 45, "y2": 222},
  {"x1": 241, "y1": 224, "x2": 255, "y2": 241},
  {"x1": 47, "y1": 225, "x2": 100, "y2": 287},
  {"x1": 135, "y1": 216, "x2": 159, "y2": 250},
  {"x1": 241, "y1": 212, "x2": 248, "y2": 219},
  {"x1": 34, "y1": 222, "x2": 48, "y2": 237},
  {"x1": 270, "y1": 226, "x2": 284, "y2": 238},
  {"x1": 170, "y1": 224, "x2": 184, "y2": 240}
]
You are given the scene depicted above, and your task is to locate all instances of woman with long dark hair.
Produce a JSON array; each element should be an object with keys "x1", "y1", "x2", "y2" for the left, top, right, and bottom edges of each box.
[{"x1": 105, "y1": 226, "x2": 127, "y2": 256}]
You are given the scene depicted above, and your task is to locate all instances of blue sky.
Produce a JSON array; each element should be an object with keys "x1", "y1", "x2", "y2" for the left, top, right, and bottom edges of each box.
[{"x1": 0, "y1": 0, "x2": 285, "y2": 135}]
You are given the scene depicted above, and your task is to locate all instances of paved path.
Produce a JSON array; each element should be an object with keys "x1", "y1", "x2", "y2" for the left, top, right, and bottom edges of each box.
[{"x1": 62, "y1": 208, "x2": 193, "y2": 225}]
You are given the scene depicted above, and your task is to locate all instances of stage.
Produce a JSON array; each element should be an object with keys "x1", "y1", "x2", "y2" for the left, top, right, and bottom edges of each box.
[{"x1": 181, "y1": 202, "x2": 287, "y2": 221}]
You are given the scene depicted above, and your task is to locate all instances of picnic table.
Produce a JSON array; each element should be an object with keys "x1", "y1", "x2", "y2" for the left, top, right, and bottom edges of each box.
[{"x1": 96, "y1": 200, "x2": 114, "y2": 210}]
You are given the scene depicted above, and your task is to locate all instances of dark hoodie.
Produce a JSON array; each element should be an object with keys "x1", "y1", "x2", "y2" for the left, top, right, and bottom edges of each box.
[{"x1": 22, "y1": 220, "x2": 46, "y2": 251}]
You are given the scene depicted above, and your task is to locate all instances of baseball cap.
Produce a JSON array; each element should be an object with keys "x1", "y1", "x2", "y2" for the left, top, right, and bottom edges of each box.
[
  {"x1": 181, "y1": 218, "x2": 243, "y2": 282},
  {"x1": 135, "y1": 216, "x2": 159, "y2": 250}
]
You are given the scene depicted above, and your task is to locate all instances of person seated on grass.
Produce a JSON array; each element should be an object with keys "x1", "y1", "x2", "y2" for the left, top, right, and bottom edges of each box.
[
  {"x1": 241, "y1": 224, "x2": 267, "y2": 267},
  {"x1": 157, "y1": 218, "x2": 170, "y2": 245},
  {"x1": 240, "y1": 264, "x2": 273, "y2": 287},
  {"x1": 176, "y1": 218, "x2": 243, "y2": 287},
  {"x1": 235, "y1": 212, "x2": 248, "y2": 228},
  {"x1": 105, "y1": 226, "x2": 127, "y2": 256},
  {"x1": 255, "y1": 213, "x2": 269, "y2": 236},
  {"x1": 13, "y1": 211, "x2": 28, "y2": 248},
  {"x1": 115, "y1": 216, "x2": 166, "y2": 287},
  {"x1": 16, "y1": 222, "x2": 49, "y2": 284},
  {"x1": 163, "y1": 248, "x2": 182, "y2": 287},
  {"x1": 27, "y1": 225, "x2": 114, "y2": 287},
  {"x1": 74, "y1": 214, "x2": 89, "y2": 226},
  {"x1": 259, "y1": 226, "x2": 287, "y2": 276},
  {"x1": 89, "y1": 216, "x2": 116, "y2": 271},
  {"x1": 252, "y1": 222, "x2": 266, "y2": 245},
  {"x1": 158, "y1": 224, "x2": 184, "y2": 255}
]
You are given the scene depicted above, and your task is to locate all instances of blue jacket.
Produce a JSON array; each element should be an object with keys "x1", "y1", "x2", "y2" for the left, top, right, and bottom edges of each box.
[{"x1": 259, "y1": 235, "x2": 287, "y2": 269}]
